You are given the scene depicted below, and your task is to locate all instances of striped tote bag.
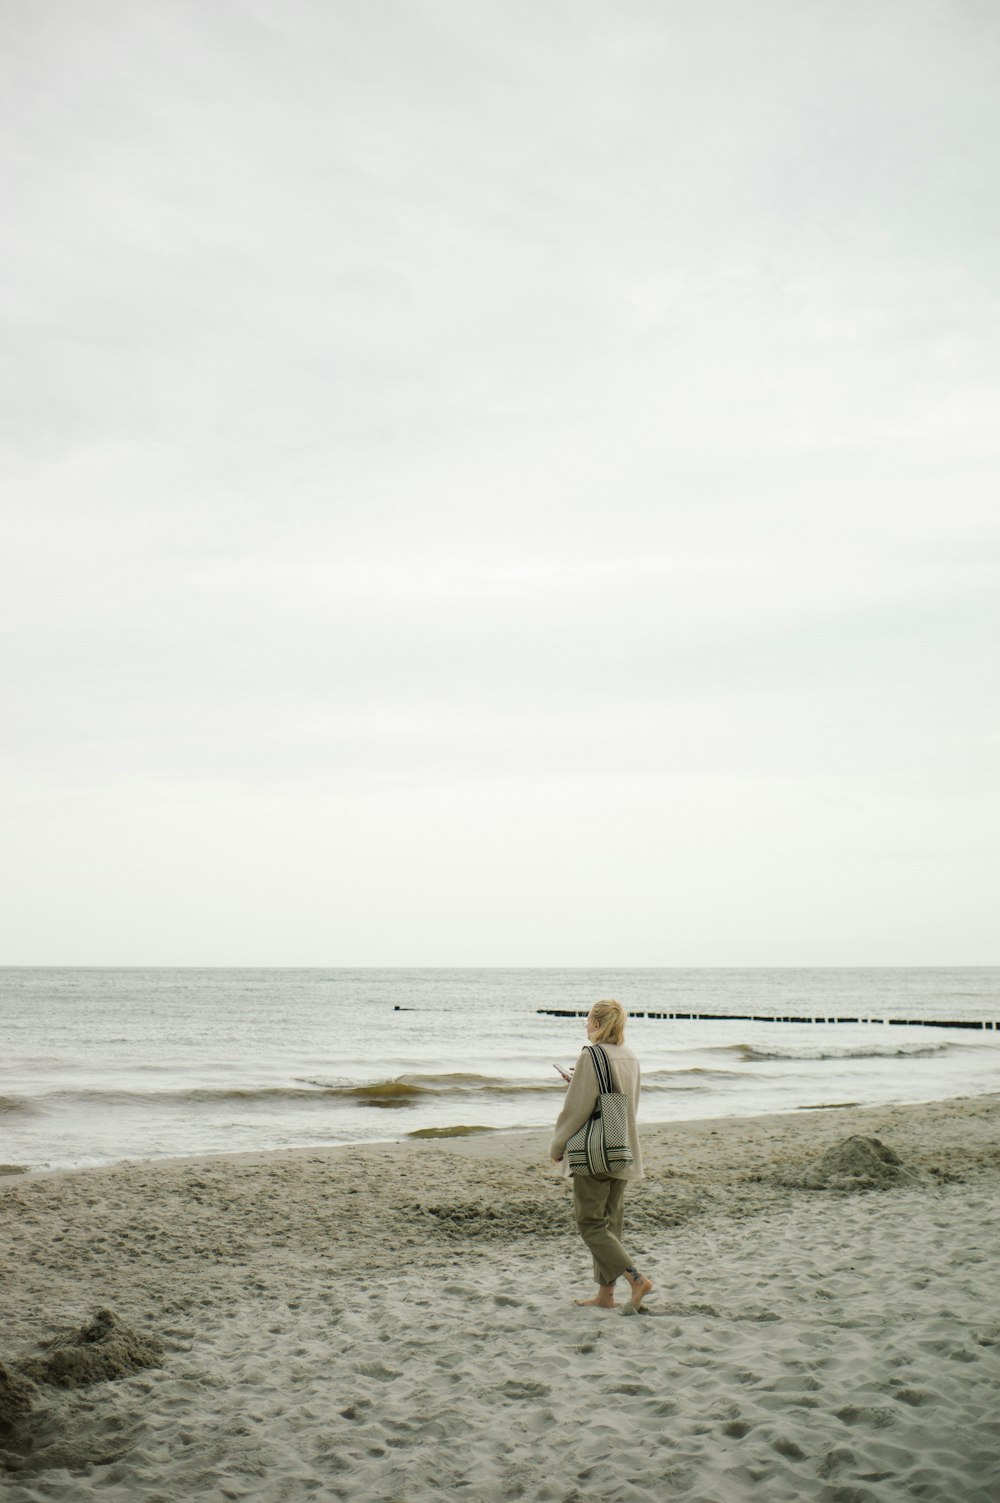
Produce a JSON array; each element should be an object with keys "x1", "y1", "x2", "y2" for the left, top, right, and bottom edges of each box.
[{"x1": 566, "y1": 1044, "x2": 634, "y2": 1176}]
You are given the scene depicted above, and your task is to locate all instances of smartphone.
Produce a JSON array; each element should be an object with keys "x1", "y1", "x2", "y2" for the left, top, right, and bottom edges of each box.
[{"x1": 553, "y1": 1063, "x2": 572, "y2": 1082}]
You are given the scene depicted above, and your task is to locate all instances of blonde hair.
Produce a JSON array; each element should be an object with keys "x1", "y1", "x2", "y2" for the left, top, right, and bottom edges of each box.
[{"x1": 588, "y1": 999, "x2": 626, "y2": 1046}]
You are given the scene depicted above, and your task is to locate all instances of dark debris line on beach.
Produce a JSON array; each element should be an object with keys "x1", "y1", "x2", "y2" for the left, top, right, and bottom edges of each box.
[{"x1": 537, "y1": 1010, "x2": 999, "y2": 1030}]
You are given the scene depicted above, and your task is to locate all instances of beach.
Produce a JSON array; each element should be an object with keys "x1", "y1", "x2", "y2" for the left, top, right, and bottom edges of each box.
[{"x1": 2, "y1": 1094, "x2": 1000, "y2": 1502}]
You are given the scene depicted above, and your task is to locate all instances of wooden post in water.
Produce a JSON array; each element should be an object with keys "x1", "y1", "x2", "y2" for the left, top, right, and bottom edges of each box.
[{"x1": 535, "y1": 1009, "x2": 998, "y2": 1030}]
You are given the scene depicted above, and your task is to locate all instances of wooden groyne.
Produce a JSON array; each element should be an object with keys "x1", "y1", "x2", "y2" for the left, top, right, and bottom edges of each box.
[{"x1": 537, "y1": 1010, "x2": 998, "y2": 1030}]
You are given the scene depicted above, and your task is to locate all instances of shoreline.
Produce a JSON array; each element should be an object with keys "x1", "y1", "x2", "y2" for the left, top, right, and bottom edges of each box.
[
  {"x1": 3, "y1": 1093, "x2": 999, "y2": 1500},
  {"x1": 7, "y1": 1080, "x2": 1000, "y2": 1180}
]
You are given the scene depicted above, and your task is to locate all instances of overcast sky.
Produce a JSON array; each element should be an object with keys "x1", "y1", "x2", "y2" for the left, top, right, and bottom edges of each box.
[{"x1": 2, "y1": 0, "x2": 997, "y2": 965}]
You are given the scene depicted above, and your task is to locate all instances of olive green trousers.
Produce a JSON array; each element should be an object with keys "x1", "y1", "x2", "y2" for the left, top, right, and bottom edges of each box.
[{"x1": 572, "y1": 1173, "x2": 631, "y2": 1285}]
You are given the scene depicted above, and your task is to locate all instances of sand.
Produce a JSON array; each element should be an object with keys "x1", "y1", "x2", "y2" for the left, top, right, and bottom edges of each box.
[{"x1": 2, "y1": 1094, "x2": 999, "y2": 1502}]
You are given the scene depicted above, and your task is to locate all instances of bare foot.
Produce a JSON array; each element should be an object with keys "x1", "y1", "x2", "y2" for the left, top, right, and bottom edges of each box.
[
  {"x1": 624, "y1": 1272, "x2": 653, "y2": 1311},
  {"x1": 575, "y1": 1294, "x2": 616, "y2": 1308}
]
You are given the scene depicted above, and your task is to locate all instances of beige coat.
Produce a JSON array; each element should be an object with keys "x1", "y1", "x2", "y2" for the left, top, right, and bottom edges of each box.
[{"x1": 549, "y1": 1041, "x2": 644, "y2": 1181}]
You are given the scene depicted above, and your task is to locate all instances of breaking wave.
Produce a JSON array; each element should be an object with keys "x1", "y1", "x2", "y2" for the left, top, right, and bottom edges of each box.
[
  {"x1": 722, "y1": 1042, "x2": 957, "y2": 1063},
  {"x1": 7, "y1": 1066, "x2": 742, "y2": 1116},
  {"x1": 0, "y1": 1095, "x2": 41, "y2": 1117},
  {"x1": 9, "y1": 1073, "x2": 561, "y2": 1114}
]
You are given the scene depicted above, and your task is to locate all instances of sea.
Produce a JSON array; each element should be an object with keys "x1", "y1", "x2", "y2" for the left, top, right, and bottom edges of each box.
[{"x1": 1, "y1": 968, "x2": 998, "y2": 1173}]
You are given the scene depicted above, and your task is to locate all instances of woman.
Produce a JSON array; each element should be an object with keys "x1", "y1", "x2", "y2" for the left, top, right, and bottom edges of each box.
[{"x1": 550, "y1": 999, "x2": 653, "y2": 1311}]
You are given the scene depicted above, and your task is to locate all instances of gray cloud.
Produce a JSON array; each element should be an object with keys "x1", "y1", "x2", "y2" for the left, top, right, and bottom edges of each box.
[{"x1": 2, "y1": 0, "x2": 998, "y2": 961}]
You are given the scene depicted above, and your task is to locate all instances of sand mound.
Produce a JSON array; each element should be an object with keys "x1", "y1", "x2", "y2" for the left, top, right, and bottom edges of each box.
[
  {"x1": 786, "y1": 1135, "x2": 926, "y2": 1191},
  {"x1": 0, "y1": 1362, "x2": 40, "y2": 1433},
  {"x1": 18, "y1": 1309, "x2": 164, "y2": 1389}
]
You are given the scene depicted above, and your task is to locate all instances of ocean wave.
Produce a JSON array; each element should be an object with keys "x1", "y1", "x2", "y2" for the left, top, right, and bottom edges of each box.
[
  {"x1": 0, "y1": 1095, "x2": 41, "y2": 1117},
  {"x1": 643, "y1": 1067, "x2": 747, "y2": 1084},
  {"x1": 304, "y1": 1073, "x2": 568, "y2": 1105},
  {"x1": 337, "y1": 1068, "x2": 752, "y2": 1103},
  {"x1": 11, "y1": 1074, "x2": 564, "y2": 1113},
  {"x1": 727, "y1": 1042, "x2": 956, "y2": 1062},
  {"x1": 341, "y1": 1081, "x2": 427, "y2": 1106}
]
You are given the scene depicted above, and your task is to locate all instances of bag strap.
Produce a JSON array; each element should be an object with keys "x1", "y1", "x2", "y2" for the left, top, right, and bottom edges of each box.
[{"x1": 585, "y1": 1044, "x2": 615, "y2": 1094}]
